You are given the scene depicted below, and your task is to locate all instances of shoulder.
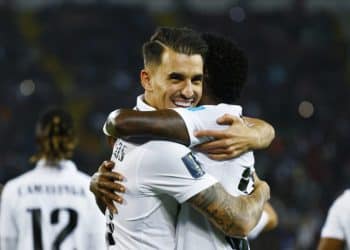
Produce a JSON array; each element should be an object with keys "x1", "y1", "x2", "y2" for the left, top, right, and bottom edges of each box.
[
  {"x1": 72, "y1": 170, "x2": 91, "y2": 183},
  {"x1": 3, "y1": 169, "x2": 36, "y2": 189},
  {"x1": 216, "y1": 104, "x2": 242, "y2": 115},
  {"x1": 235, "y1": 151, "x2": 255, "y2": 166},
  {"x1": 332, "y1": 190, "x2": 350, "y2": 210},
  {"x1": 141, "y1": 141, "x2": 190, "y2": 156}
]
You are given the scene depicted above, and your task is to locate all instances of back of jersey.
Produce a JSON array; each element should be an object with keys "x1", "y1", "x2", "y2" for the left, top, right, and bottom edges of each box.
[
  {"x1": 174, "y1": 104, "x2": 255, "y2": 250},
  {"x1": 0, "y1": 160, "x2": 106, "y2": 250}
]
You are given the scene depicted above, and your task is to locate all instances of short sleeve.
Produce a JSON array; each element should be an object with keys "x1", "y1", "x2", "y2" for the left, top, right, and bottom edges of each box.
[
  {"x1": 0, "y1": 184, "x2": 18, "y2": 249},
  {"x1": 174, "y1": 104, "x2": 242, "y2": 147},
  {"x1": 138, "y1": 141, "x2": 218, "y2": 203},
  {"x1": 248, "y1": 210, "x2": 269, "y2": 239},
  {"x1": 321, "y1": 194, "x2": 346, "y2": 240}
]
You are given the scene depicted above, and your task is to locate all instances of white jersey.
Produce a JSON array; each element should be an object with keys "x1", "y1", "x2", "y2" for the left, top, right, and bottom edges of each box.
[
  {"x1": 106, "y1": 139, "x2": 217, "y2": 250},
  {"x1": 0, "y1": 160, "x2": 106, "y2": 250},
  {"x1": 174, "y1": 104, "x2": 255, "y2": 250},
  {"x1": 321, "y1": 189, "x2": 350, "y2": 250}
]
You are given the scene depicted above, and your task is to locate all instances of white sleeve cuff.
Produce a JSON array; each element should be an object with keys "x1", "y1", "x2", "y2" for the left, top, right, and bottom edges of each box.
[{"x1": 173, "y1": 108, "x2": 212, "y2": 147}]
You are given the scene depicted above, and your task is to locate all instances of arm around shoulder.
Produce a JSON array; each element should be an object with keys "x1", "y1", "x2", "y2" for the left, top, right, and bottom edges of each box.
[{"x1": 242, "y1": 117, "x2": 275, "y2": 150}]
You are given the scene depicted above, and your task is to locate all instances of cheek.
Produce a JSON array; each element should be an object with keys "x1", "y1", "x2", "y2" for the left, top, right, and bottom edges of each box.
[{"x1": 194, "y1": 85, "x2": 203, "y2": 97}]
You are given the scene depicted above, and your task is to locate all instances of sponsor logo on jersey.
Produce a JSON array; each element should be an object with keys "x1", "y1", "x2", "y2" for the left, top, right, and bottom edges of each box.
[{"x1": 182, "y1": 152, "x2": 205, "y2": 178}]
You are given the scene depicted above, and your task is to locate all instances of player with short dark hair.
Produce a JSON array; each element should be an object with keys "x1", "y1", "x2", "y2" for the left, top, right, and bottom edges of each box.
[
  {"x1": 0, "y1": 108, "x2": 105, "y2": 250},
  {"x1": 92, "y1": 28, "x2": 272, "y2": 250},
  {"x1": 101, "y1": 32, "x2": 276, "y2": 250}
]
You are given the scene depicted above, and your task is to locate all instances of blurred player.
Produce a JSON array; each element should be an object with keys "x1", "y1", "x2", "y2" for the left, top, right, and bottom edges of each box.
[
  {"x1": 318, "y1": 189, "x2": 350, "y2": 250},
  {"x1": 101, "y1": 32, "x2": 277, "y2": 249},
  {"x1": 92, "y1": 27, "x2": 270, "y2": 250},
  {"x1": 0, "y1": 108, "x2": 106, "y2": 250}
]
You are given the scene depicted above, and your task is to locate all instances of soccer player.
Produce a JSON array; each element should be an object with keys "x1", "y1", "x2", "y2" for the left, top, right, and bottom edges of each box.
[
  {"x1": 91, "y1": 27, "x2": 270, "y2": 250},
  {"x1": 0, "y1": 108, "x2": 106, "y2": 250},
  {"x1": 318, "y1": 189, "x2": 350, "y2": 250},
  {"x1": 100, "y1": 32, "x2": 277, "y2": 249}
]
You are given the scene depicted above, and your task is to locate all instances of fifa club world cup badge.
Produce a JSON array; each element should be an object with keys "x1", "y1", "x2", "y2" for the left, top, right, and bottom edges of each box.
[{"x1": 182, "y1": 152, "x2": 205, "y2": 178}]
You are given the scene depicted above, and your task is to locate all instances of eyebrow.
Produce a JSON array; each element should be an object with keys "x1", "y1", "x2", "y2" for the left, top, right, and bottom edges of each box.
[
  {"x1": 192, "y1": 74, "x2": 203, "y2": 81},
  {"x1": 168, "y1": 72, "x2": 203, "y2": 81},
  {"x1": 168, "y1": 72, "x2": 185, "y2": 80}
]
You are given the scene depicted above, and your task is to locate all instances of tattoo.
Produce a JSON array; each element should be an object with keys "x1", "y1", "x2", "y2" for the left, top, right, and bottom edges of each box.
[{"x1": 188, "y1": 183, "x2": 266, "y2": 237}]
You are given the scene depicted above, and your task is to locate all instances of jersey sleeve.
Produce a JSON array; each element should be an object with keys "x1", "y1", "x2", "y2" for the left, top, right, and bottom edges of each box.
[
  {"x1": 0, "y1": 183, "x2": 19, "y2": 250},
  {"x1": 174, "y1": 104, "x2": 243, "y2": 147},
  {"x1": 138, "y1": 141, "x2": 218, "y2": 203},
  {"x1": 320, "y1": 194, "x2": 347, "y2": 240},
  {"x1": 248, "y1": 210, "x2": 269, "y2": 239}
]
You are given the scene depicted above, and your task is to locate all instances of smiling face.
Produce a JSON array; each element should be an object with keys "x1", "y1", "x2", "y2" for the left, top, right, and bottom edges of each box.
[{"x1": 141, "y1": 47, "x2": 204, "y2": 110}]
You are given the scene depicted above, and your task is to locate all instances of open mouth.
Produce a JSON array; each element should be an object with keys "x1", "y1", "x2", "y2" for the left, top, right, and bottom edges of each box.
[{"x1": 173, "y1": 100, "x2": 195, "y2": 108}]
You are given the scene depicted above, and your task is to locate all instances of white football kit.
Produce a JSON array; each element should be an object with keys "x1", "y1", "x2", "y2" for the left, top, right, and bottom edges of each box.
[
  {"x1": 106, "y1": 140, "x2": 218, "y2": 250},
  {"x1": 321, "y1": 189, "x2": 350, "y2": 249},
  {"x1": 105, "y1": 96, "x2": 218, "y2": 250},
  {"x1": 0, "y1": 160, "x2": 106, "y2": 250},
  {"x1": 174, "y1": 104, "x2": 255, "y2": 250}
]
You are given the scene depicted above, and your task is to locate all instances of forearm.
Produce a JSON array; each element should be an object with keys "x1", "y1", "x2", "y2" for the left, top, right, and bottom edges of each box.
[
  {"x1": 105, "y1": 109, "x2": 190, "y2": 145},
  {"x1": 242, "y1": 117, "x2": 275, "y2": 149},
  {"x1": 189, "y1": 182, "x2": 269, "y2": 237},
  {"x1": 318, "y1": 238, "x2": 345, "y2": 250}
]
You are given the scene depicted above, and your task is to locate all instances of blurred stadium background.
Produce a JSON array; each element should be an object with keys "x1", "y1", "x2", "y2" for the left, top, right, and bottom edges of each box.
[{"x1": 0, "y1": 0, "x2": 349, "y2": 249}]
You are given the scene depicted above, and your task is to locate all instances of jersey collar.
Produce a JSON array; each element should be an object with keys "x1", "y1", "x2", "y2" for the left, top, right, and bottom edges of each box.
[
  {"x1": 136, "y1": 95, "x2": 156, "y2": 111},
  {"x1": 35, "y1": 159, "x2": 78, "y2": 172}
]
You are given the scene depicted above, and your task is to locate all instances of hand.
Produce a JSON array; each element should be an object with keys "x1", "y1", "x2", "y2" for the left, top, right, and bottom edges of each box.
[
  {"x1": 194, "y1": 114, "x2": 258, "y2": 160},
  {"x1": 90, "y1": 160, "x2": 125, "y2": 214}
]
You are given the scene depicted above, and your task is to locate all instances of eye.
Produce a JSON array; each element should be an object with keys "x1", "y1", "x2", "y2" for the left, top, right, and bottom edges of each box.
[
  {"x1": 169, "y1": 73, "x2": 184, "y2": 83},
  {"x1": 192, "y1": 76, "x2": 203, "y2": 85}
]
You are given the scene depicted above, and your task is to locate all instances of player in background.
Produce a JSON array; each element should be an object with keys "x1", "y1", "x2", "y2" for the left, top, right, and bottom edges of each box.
[
  {"x1": 100, "y1": 32, "x2": 277, "y2": 249},
  {"x1": 0, "y1": 108, "x2": 106, "y2": 250},
  {"x1": 91, "y1": 27, "x2": 270, "y2": 250},
  {"x1": 318, "y1": 189, "x2": 350, "y2": 250}
]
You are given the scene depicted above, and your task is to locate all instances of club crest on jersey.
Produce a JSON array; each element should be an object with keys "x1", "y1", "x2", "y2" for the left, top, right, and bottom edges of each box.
[{"x1": 182, "y1": 152, "x2": 205, "y2": 178}]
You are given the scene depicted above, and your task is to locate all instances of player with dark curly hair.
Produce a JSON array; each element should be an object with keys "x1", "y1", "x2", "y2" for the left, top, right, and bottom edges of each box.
[
  {"x1": 0, "y1": 108, "x2": 105, "y2": 250},
  {"x1": 200, "y1": 32, "x2": 248, "y2": 105}
]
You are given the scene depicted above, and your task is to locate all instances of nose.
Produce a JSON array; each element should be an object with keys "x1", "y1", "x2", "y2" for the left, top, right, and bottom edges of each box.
[{"x1": 181, "y1": 80, "x2": 194, "y2": 98}]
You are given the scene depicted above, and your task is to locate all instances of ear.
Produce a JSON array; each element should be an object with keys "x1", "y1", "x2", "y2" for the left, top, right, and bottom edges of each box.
[{"x1": 140, "y1": 69, "x2": 153, "y2": 91}]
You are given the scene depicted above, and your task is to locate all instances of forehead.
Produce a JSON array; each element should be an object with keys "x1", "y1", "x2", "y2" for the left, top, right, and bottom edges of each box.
[{"x1": 159, "y1": 48, "x2": 204, "y2": 75}]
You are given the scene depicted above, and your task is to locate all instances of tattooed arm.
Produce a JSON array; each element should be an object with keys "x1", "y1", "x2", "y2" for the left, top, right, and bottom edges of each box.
[{"x1": 188, "y1": 176, "x2": 270, "y2": 237}]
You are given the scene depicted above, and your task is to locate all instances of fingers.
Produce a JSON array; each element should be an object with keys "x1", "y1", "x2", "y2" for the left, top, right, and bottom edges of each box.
[
  {"x1": 99, "y1": 171, "x2": 124, "y2": 182},
  {"x1": 98, "y1": 160, "x2": 115, "y2": 172},
  {"x1": 194, "y1": 129, "x2": 228, "y2": 139},
  {"x1": 97, "y1": 180, "x2": 126, "y2": 193},
  {"x1": 195, "y1": 138, "x2": 232, "y2": 151},
  {"x1": 216, "y1": 114, "x2": 243, "y2": 125},
  {"x1": 98, "y1": 187, "x2": 124, "y2": 204},
  {"x1": 101, "y1": 196, "x2": 118, "y2": 214}
]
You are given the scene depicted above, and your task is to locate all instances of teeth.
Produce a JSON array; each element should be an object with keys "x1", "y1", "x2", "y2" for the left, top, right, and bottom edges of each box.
[{"x1": 174, "y1": 101, "x2": 192, "y2": 107}]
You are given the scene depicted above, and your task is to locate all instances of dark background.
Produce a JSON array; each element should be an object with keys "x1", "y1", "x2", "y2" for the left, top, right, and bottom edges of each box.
[{"x1": 1, "y1": 1, "x2": 349, "y2": 249}]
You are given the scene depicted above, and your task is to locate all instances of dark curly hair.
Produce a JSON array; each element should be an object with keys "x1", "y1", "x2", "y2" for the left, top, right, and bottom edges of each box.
[
  {"x1": 30, "y1": 108, "x2": 77, "y2": 164},
  {"x1": 201, "y1": 33, "x2": 248, "y2": 104}
]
